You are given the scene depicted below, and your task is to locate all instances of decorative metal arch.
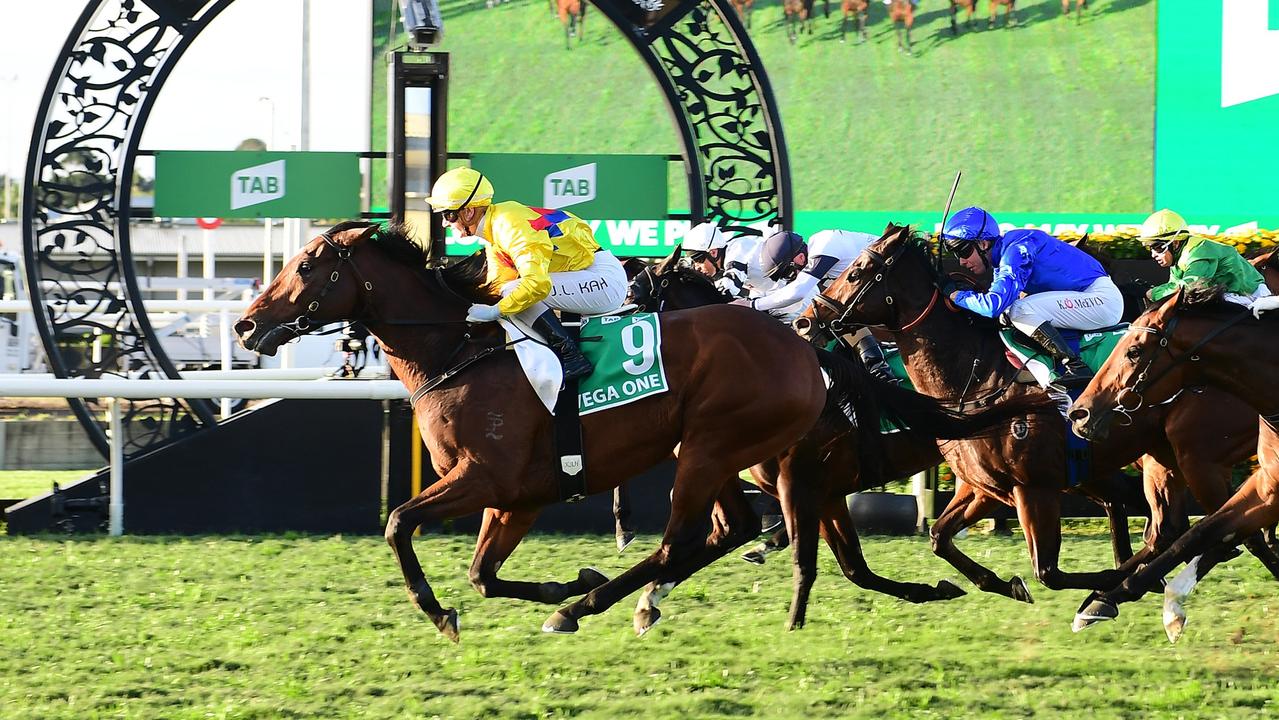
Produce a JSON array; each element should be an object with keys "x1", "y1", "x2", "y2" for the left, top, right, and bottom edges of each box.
[{"x1": 25, "y1": 0, "x2": 790, "y2": 459}]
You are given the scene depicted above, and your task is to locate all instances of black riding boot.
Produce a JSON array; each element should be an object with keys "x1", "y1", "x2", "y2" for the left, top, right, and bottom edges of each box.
[
  {"x1": 532, "y1": 309, "x2": 594, "y2": 381},
  {"x1": 854, "y1": 334, "x2": 900, "y2": 384},
  {"x1": 1029, "y1": 322, "x2": 1093, "y2": 389}
]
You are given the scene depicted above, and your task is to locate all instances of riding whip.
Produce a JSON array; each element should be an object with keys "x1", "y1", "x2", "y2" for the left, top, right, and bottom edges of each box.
[{"x1": 936, "y1": 170, "x2": 962, "y2": 273}]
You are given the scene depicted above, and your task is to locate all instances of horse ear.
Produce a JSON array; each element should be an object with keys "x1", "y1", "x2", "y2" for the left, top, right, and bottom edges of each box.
[
  {"x1": 332, "y1": 223, "x2": 379, "y2": 247},
  {"x1": 655, "y1": 244, "x2": 682, "y2": 274}
]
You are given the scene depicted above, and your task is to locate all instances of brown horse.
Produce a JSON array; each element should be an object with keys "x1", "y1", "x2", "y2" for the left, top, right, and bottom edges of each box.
[
  {"x1": 730, "y1": 0, "x2": 754, "y2": 29},
  {"x1": 557, "y1": 0, "x2": 585, "y2": 49},
  {"x1": 1062, "y1": 0, "x2": 1087, "y2": 22},
  {"x1": 949, "y1": 0, "x2": 976, "y2": 35},
  {"x1": 888, "y1": 0, "x2": 915, "y2": 55},
  {"x1": 236, "y1": 222, "x2": 835, "y2": 640},
  {"x1": 784, "y1": 0, "x2": 816, "y2": 44},
  {"x1": 1070, "y1": 287, "x2": 1279, "y2": 638},
  {"x1": 989, "y1": 0, "x2": 1017, "y2": 28},
  {"x1": 799, "y1": 225, "x2": 1279, "y2": 604},
  {"x1": 625, "y1": 251, "x2": 1085, "y2": 610},
  {"x1": 841, "y1": 0, "x2": 869, "y2": 44}
]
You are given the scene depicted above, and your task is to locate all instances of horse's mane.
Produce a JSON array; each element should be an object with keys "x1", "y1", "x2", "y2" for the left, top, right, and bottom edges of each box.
[{"x1": 357, "y1": 221, "x2": 490, "y2": 291}]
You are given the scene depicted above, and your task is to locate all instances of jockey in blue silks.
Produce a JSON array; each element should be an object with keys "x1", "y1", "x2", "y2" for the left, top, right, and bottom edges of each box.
[{"x1": 942, "y1": 207, "x2": 1123, "y2": 389}]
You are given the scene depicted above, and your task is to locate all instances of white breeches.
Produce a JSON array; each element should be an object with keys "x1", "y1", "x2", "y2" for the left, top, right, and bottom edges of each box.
[
  {"x1": 1224, "y1": 283, "x2": 1271, "y2": 307},
  {"x1": 500, "y1": 250, "x2": 628, "y2": 324},
  {"x1": 1005, "y1": 276, "x2": 1125, "y2": 335}
]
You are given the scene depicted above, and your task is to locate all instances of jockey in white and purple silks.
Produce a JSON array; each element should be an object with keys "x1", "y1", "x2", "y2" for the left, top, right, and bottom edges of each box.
[{"x1": 942, "y1": 206, "x2": 1123, "y2": 389}]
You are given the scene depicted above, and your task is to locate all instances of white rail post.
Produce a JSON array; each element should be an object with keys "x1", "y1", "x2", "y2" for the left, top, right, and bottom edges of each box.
[
  {"x1": 108, "y1": 396, "x2": 124, "y2": 536},
  {"x1": 201, "y1": 228, "x2": 215, "y2": 337},
  {"x1": 911, "y1": 470, "x2": 931, "y2": 534},
  {"x1": 219, "y1": 307, "x2": 233, "y2": 418},
  {"x1": 262, "y1": 218, "x2": 273, "y2": 285},
  {"x1": 176, "y1": 236, "x2": 188, "y2": 302}
]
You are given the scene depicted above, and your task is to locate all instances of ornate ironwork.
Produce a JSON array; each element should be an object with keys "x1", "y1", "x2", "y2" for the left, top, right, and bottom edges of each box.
[
  {"x1": 590, "y1": 0, "x2": 792, "y2": 237},
  {"x1": 23, "y1": 0, "x2": 229, "y2": 457}
]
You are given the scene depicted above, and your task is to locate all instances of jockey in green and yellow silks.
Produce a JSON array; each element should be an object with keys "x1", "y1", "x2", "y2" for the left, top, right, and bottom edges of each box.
[{"x1": 1141, "y1": 209, "x2": 1270, "y2": 307}]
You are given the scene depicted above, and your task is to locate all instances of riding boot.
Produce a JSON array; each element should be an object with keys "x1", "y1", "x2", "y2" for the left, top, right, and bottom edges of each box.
[
  {"x1": 854, "y1": 334, "x2": 900, "y2": 385},
  {"x1": 1029, "y1": 322, "x2": 1093, "y2": 389},
  {"x1": 532, "y1": 309, "x2": 594, "y2": 381}
]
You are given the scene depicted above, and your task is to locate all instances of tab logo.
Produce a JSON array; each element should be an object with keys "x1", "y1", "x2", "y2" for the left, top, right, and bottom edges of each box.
[
  {"x1": 1221, "y1": 0, "x2": 1279, "y2": 107},
  {"x1": 544, "y1": 163, "x2": 596, "y2": 209},
  {"x1": 231, "y1": 159, "x2": 286, "y2": 210}
]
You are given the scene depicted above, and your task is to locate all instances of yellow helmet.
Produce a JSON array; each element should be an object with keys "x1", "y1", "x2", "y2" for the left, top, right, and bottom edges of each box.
[
  {"x1": 1138, "y1": 209, "x2": 1189, "y2": 244},
  {"x1": 423, "y1": 167, "x2": 494, "y2": 212}
]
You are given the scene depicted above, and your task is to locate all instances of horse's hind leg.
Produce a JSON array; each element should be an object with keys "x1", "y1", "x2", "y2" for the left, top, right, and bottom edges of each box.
[
  {"x1": 614, "y1": 484, "x2": 636, "y2": 552},
  {"x1": 859, "y1": 10, "x2": 868, "y2": 42},
  {"x1": 822, "y1": 497, "x2": 966, "y2": 602},
  {"x1": 469, "y1": 508, "x2": 609, "y2": 604},
  {"x1": 1014, "y1": 485, "x2": 1126, "y2": 592},
  {"x1": 930, "y1": 483, "x2": 1033, "y2": 601},
  {"x1": 775, "y1": 444, "x2": 823, "y2": 630}
]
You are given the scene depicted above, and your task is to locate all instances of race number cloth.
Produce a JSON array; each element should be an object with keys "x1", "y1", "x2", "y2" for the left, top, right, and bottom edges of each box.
[
  {"x1": 999, "y1": 326, "x2": 1127, "y2": 390},
  {"x1": 577, "y1": 313, "x2": 668, "y2": 416}
]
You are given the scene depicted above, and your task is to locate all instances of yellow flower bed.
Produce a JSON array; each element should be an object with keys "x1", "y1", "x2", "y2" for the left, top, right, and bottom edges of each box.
[{"x1": 1056, "y1": 230, "x2": 1279, "y2": 259}]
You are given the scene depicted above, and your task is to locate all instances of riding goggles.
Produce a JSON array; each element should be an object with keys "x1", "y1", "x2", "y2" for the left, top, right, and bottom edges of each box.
[
  {"x1": 944, "y1": 239, "x2": 978, "y2": 260},
  {"x1": 440, "y1": 172, "x2": 485, "y2": 223},
  {"x1": 1140, "y1": 230, "x2": 1186, "y2": 255}
]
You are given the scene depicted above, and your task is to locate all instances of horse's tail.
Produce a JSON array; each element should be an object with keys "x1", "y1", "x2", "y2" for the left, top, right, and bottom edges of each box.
[{"x1": 815, "y1": 346, "x2": 1055, "y2": 475}]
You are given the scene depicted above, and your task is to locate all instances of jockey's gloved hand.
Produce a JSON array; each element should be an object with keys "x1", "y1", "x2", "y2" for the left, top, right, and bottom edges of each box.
[
  {"x1": 465, "y1": 303, "x2": 502, "y2": 323},
  {"x1": 1251, "y1": 295, "x2": 1279, "y2": 319}
]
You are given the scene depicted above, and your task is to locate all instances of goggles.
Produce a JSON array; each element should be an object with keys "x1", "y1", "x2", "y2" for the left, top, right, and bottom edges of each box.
[
  {"x1": 946, "y1": 240, "x2": 977, "y2": 260},
  {"x1": 1140, "y1": 231, "x2": 1186, "y2": 255}
]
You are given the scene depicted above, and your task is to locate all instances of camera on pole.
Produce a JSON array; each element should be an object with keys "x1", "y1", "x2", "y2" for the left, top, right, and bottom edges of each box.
[{"x1": 399, "y1": 0, "x2": 443, "y2": 49}]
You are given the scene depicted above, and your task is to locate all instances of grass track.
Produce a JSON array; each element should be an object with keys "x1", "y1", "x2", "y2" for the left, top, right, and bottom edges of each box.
[
  {"x1": 0, "y1": 470, "x2": 92, "y2": 503},
  {"x1": 3, "y1": 532, "x2": 1278, "y2": 718},
  {"x1": 400, "y1": 0, "x2": 1155, "y2": 213}
]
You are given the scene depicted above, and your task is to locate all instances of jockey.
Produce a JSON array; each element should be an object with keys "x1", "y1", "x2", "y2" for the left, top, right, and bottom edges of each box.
[
  {"x1": 425, "y1": 167, "x2": 627, "y2": 381},
  {"x1": 736, "y1": 228, "x2": 899, "y2": 382},
  {"x1": 680, "y1": 222, "x2": 730, "y2": 279},
  {"x1": 942, "y1": 206, "x2": 1123, "y2": 389},
  {"x1": 1140, "y1": 209, "x2": 1271, "y2": 307}
]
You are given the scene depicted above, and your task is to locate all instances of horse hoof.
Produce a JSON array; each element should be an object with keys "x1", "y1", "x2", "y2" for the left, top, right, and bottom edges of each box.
[
  {"x1": 786, "y1": 614, "x2": 806, "y2": 631},
  {"x1": 542, "y1": 610, "x2": 579, "y2": 634},
  {"x1": 1072, "y1": 594, "x2": 1118, "y2": 632},
  {"x1": 578, "y1": 567, "x2": 609, "y2": 591},
  {"x1": 616, "y1": 531, "x2": 635, "y2": 553},
  {"x1": 433, "y1": 608, "x2": 460, "y2": 644},
  {"x1": 935, "y1": 579, "x2": 967, "y2": 600},
  {"x1": 1163, "y1": 603, "x2": 1187, "y2": 644},
  {"x1": 741, "y1": 549, "x2": 767, "y2": 565},
  {"x1": 1010, "y1": 576, "x2": 1034, "y2": 604},
  {"x1": 634, "y1": 606, "x2": 662, "y2": 636}
]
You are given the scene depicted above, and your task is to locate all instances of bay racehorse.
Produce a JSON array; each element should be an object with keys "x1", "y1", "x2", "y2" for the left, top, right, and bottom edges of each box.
[
  {"x1": 730, "y1": 0, "x2": 753, "y2": 29},
  {"x1": 1062, "y1": 0, "x2": 1086, "y2": 22},
  {"x1": 798, "y1": 225, "x2": 1279, "y2": 604},
  {"x1": 557, "y1": 0, "x2": 585, "y2": 49},
  {"x1": 989, "y1": 0, "x2": 1017, "y2": 28},
  {"x1": 625, "y1": 249, "x2": 1088, "y2": 606},
  {"x1": 1070, "y1": 286, "x2": 1279, "y2": 639},
  {"x1": 840, "y1": 0, "x2": 869, "y2": 44},
  {"x1": 888, "y1": 0, "x2": 915, "y2": 55},
  {"x1": 783, "y1": 0, "x2": 816, "y2": 44},
  {"x1": 949, "y1": 0, "x2": 976, "y2": 35}
]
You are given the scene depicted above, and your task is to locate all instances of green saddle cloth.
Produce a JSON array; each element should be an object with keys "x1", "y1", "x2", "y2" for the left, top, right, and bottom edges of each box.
[{"x1": 998, "y1": 326, "x2": 1128, "y2": 388}]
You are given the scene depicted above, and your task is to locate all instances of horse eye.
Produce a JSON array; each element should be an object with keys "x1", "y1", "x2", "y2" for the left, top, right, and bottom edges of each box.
[
  {"x1": 298, "y1": 261, "x2": 312, "y2": 274},
  {"x1": 1126, "y1": 345, "x2": 1142, "y2": 360}
]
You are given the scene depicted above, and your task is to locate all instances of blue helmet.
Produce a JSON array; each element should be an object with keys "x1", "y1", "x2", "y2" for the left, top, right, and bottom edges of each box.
[{"x1": 941, "y1": 207, "x2": 1001, "y2": 256}]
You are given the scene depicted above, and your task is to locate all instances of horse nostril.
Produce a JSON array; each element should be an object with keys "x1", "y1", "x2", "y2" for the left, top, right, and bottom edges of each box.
[
  {"x1": 1067, "y1": 407, "x2": 1089, "y2": 423},
  {"x1": 793, "y1": 317, "x2": 811, "y2": 333},
  {"x1": 234, "y1": 319, "x2": 256, "y2": 337}
]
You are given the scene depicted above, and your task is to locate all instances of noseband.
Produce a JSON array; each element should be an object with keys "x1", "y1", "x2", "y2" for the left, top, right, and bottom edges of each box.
[
  {"x1": 278, "y1": 232, "x2": 378, "y2": 338},
  {"x1": 809, "y1": 241, "x2": 939, "y2": 335}
]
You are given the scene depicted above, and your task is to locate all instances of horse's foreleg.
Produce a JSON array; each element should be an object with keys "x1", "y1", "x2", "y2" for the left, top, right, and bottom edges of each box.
[
  {"x1": 822, "y1": 497, "x2": 966, "y2": 603},
  {"x1": 613, "y1": 483, "x2": 636, "y2": 552},
  {"x1": 1174, "y1": 448, "x2": 1279, "y2": 581},
  {"x1": 633, "y1": 482, "x2": 759, "y2": 635},
  {"x1": 858, "y1": 10, "x2": 868, "y2": 42},
  {"x1": 840, "y1": 11, "x2": 848, "y2": 42},
  {"x1": 930, "y1": 483, "x2": 1033, "y2": 601},
  {"x1": 742, "y1": 525, "x2": 789, "y2": 564},
  {"x1": 1014, "y1": 485, "x2": 1126, "y2": 592},
  {"x1": 949, "y1": 3, "x2": 959, "y2": 35},
  {"x1": 385, "y1": 462, "x2": 493, "y2": 642},
  {"x1": 468, "y1": 508, "x2": 609, "y2": 604},
  {"x1": 776, "y1": 447, "x2": 822, "y2": 630}
]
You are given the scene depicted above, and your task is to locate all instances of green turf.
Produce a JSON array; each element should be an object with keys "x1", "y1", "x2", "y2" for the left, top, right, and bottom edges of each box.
[
  {"x1": 380, "y1": 0, "x2": 1155, "y2": 214},
  {"x1": 2, "y1": 532, "x2": 1277, "y2": 718},
  {"x1": 0, "y1": 470, "x2": 92, "y2": 502}
]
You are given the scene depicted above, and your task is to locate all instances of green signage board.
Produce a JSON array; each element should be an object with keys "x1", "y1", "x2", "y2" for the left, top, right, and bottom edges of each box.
[
  {"x1": 154, "y1": 151, "x2": 360, "y2": 218},
  {"x1": 467, "y1": 153, "x2": 666, "y2": 220},
  {"x1": 1155, "y1": 1, "x2": 1279, "y2": 226}
]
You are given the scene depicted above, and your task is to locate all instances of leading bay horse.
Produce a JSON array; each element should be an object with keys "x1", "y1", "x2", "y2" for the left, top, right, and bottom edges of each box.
[
  {"x1": 1070, "y1": 287, "x2": 1279, "y2": 639},
  {"x1": 798, "y1": 225, "x2": 1279, "y2": 605}
]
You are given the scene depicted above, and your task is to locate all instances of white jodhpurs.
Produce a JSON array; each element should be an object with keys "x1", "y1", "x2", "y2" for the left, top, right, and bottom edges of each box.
[
  {"x1": 501, "y1": 250, "x2": 628, "y2": 325},
  {"x1": 1005, "y1": 275, "x2": 1124, "y2": 335},
  {"x1": 1224, "y1": 283, "x2": 1271, "y2": 307}
]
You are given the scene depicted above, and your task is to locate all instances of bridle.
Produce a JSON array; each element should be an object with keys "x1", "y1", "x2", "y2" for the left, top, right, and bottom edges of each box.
[
  {"x1": 1106, "y1": 307, "x2": 1253, "y2": 424},
  {"x1": 277, "y1": 231, "x2": 379, "y2": 338},
  {"x1": 628, "y1": 263, "x2": 726, "y2": 313},
  {"x1": 808, "y1": 239, "x2": 939, "y2": 336}
]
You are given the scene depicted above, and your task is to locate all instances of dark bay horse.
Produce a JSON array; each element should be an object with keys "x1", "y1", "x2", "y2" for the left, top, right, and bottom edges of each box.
[
  {"x1": 625, "y1": 250, "x2": 1070, "y2": 609},
  {"x1": 1070, "y1": 287, "x2": 1279, "y2": 639},
  {"x1": 236, "y1": 222, "x2": 831, "y2": 640},
  {"x1": 798, "y1": 225, "x2": 1279, "y2": 605}
]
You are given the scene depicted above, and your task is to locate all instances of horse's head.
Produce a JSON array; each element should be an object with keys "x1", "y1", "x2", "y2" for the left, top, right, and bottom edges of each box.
[
  {"x1": 235, "y1": 220, "x2": 473, "y2": 356},
  {"x1": 1069, "y1": 285, "x2": 1246, "y2": 441},
  {"x1": 795, "y1": 223, "x2": 935, "y2": 342},
  {"x1": 625, "y1": 245, "x2": 730, "y2": 312}
]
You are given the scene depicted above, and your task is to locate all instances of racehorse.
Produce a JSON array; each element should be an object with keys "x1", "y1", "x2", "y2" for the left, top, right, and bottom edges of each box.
[
  {"x1": 840, "y1": 0, "x2": 869, "y2": 44},
  {"x1": 625, "y1": 250, "x2": 1120, "y2": 600},
  {"x1": 783, "y1": 0, "x2": 816, "y2": 44},
  {"x1": 1070, "y1": 286, "x2": 1279, "y2": 638},
  {"x1": 948, "y1": 0, "x2": 976, "y2": 35},
  {"x1": 798, "y1": 225, "x2": 1279, "y2": 603},
  {"x1": 1062, "y1": 0, "x2": 1086, "y2": 22},
  {"x1": 887, "y1": 0, "x2": 915, "y2": 55},
  {"x1": 730, "y1": 0, "x2": 754, "y2": 29},
  {"x1": 557, "y1": 0, "x2": 585, "y2": 49},
  {"x1": 989, "y1": 0, "x2": 1017, "y2": 28}
]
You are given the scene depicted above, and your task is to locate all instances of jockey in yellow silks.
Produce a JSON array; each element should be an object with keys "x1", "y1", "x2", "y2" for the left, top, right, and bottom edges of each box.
[{"x1": 424, "y1": 167, "x2": 627, "y2": 380}]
